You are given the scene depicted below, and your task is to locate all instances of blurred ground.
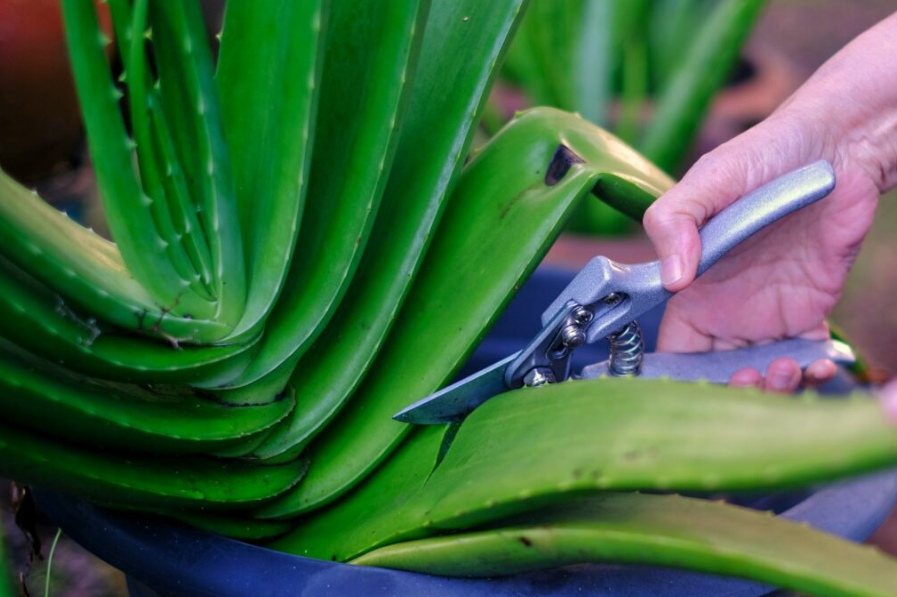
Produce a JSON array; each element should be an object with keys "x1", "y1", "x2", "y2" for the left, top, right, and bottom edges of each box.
[{"x1": 2, "y1": 1, "x2": 897, "y2": 595}]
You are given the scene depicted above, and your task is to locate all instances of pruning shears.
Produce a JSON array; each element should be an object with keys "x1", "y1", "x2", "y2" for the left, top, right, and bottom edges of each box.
[{"x1": 394, "y1": 160, "x2": 856, "y2": 425}]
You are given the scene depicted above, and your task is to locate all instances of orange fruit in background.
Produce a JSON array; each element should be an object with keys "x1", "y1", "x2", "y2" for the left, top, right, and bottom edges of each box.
[{"x1": 0, "y1": 0, "x2": 113, "y2": 182}]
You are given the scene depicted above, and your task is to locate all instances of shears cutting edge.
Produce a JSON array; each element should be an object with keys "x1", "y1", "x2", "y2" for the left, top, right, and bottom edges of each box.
[{"x1": 394, "y1": 160, "x2": 855, "y2": 425}]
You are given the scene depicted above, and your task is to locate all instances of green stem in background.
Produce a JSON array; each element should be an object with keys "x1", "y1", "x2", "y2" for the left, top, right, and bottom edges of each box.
[
  {"x1": 641, "y1": 0, "x2": 768, "y2": 173},
  {"x1": 352, "y1": 493, "x2": 897, "y2": 597},
  {"x1": 573, "y1": 0, "x2": 614, "y2": 126},
  {"x1": 0, "y1": 515, "x2": 13, "y2": 597},
  {"x1": 43, "y1": 528, "x2": 62, "y2": 597},
  {"x1": 614, "y1": 30, "x2": 648, "y2": 145}
]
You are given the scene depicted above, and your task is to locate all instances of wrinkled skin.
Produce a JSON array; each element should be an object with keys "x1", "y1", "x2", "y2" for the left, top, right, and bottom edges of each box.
[{"x1": 644, "y1": 12, "x2": 897, "y2": 399}]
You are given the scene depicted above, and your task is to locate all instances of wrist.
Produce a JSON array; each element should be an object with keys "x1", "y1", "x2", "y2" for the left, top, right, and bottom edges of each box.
[{"x1": 780, "y1": 13, "x2": 897, "y2": 192}]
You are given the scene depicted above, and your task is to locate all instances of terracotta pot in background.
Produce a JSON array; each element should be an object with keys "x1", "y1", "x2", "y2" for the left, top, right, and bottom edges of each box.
[{"x1": 0, "y1": 0, "x2": 112, "y2": 184}]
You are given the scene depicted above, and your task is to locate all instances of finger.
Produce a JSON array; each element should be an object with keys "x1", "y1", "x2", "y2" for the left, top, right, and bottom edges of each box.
[
  {"x1": 729, "y1": 367, "x2": 763, "y2": 388},
  {"x1": 643, "y1": 153, "x2": 748, "y2": 292},
  {"x1": 880, "y1": 380, "x2": 897, "y2": 425},
  {"x1": 763, "y1": 357, "x2": 802, "y2": 393},
  {"x1": 802, "y1": 359, "x2": 837, "y2": 388}
]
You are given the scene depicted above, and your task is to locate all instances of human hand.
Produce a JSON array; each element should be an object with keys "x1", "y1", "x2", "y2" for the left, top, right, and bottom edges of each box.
[{"x1": 643, "y1": 13, "x2": 897, "y2": 393}]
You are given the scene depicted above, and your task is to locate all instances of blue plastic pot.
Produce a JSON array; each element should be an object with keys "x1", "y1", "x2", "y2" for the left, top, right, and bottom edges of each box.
[{"x1": 36, "y1": 267, "x2": 897, "y2": 597}]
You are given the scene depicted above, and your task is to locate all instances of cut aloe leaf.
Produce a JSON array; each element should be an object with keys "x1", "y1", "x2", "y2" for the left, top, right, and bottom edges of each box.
[
  {"x1": 255, "y1": 108, "x2": 671, "y2": 517},
  {"x1": 352, "y1": 493, "x2": 897, "y2": 597},
  {"x1": 273, "y1": 380, "x2": 897, "y2": 560}
]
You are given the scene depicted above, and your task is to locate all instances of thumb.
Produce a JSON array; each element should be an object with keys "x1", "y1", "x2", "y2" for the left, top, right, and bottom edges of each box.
[{"x1": 643, "y1": 153, "x2": 749, "y2": 291}]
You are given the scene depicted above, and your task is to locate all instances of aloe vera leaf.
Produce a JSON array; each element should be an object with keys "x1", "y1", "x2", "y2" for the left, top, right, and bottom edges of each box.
[
  {"x1": 0, "y1": 341, "x2": 291, "y2": 454},
  {"x1": 148, "y1": 506, "x2": 297, "y2": 542},
  {"x1": 641, "y1": 0, "x2": 767, "y2": 173},
  {"x1": 255, "y1": 108, "x2": 672, "y2": 517},
  {"x1": 275, "y1": 380, "x2": 897, "y2": 561},
  {"x1": 351, "y1": 493, "x2": 897, "y2": 597},
  {"x1": 59, "y1": 0, "x2": 214, "y2": 320},
  {"x1": 649, "y1": 0, "x2": 707, "y2": 91},
  {"x1": 0, "y1": 420, "x2": 305, "y2": 510},
  {"x1": 0, "y1": 172, "x2": 231, "y2": 342},
  {"x1": 123, "y1": 0, "x2": 213, "y2": 300},
  {"x1": 220, "y1": 0, "x2": 427, "y2": 392},
  {"x1": 0, "y1": 259, "x2": 255, "y2": 385},
  {"x1": 107, "y1": 0, "x2": 218, "y2": 294},
  {"x1": 215, "y1": 0, "x2": 325, "y2": 341},
  {"x1": 150, "y1": 0, "x2": 247, "y2": 327},
  {"x1": 573, "y1": 0, "x2": 614, "y2": 125},
  {"x1": 242, "y1": 0, "x2": 530, "y2": 457}
]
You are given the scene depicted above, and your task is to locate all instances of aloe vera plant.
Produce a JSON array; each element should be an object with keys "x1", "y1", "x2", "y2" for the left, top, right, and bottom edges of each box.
[
  {"x1": 498, "y1": 0, "x2": 767, "y2": 234},
  {"x1": 2, "y1": 1, "x2": 897, "y2": 595}
]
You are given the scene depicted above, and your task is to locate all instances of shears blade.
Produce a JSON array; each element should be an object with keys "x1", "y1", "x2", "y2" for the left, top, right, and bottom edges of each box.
[{"x1": 393, "y1": 353, "x2": 517, "y2": 424}]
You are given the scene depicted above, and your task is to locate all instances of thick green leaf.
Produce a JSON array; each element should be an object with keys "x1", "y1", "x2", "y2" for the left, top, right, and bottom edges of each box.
[
  {"x1": 0, "y1": 170, "x2": 229, "y2": 342},
  {"x1": 0, "y1": 258, "x2": 255, "y2": 385},
  {"x1": 255, "y1": 108, "x2": 671, "y2": 517},
  {"x1": 641, "y1": 0, "x2": 767, "y2": 173},
  {"x1": 352, "y1": 493, "x2": 897, "y2": 597},
  {"x1": 217, "y1": 0, "x2": 325, "y2": 340},
  {"x1": 240, "y1": 0, "x2": 530, "y2": 450},
  {"x1": 273, "y1": 380, "x2": 897, "y2": 560},
  {"x1": 106, "y1": 0, "x2": 217, "y2": 296},
  {"x1": 0, "y1": 342, "x2": 292, "y2": 454},
  {"x1": 220, "y1": 0, "x2": 428, "y2": 393},
  {"x1": 0, "y1": 419, "x2": 305, "y2": 510},
  {"x1": 60, "y1": 0, "x2": 216, "y2": 320},
  {"x1": 150, "y1": 0, "x2": 247, "y2": 327},
  {"x1": 150, "y1": 506, "x2": 297, "y2": 541},
  {"x1": 122, "y1": 0, "x2": 213, "y2": 300}
]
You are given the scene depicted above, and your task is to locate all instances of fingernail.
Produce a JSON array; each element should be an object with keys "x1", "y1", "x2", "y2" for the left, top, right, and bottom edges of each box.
[
  {"x1": 768, "y1": 369, "x2": 793, "y2": 391},
  {"x1": 880, "y1": 382, "x2": 897, "y2": 425},
  {"x1": 661, "y1": 255, "x2": 683, "y2": 287}
]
